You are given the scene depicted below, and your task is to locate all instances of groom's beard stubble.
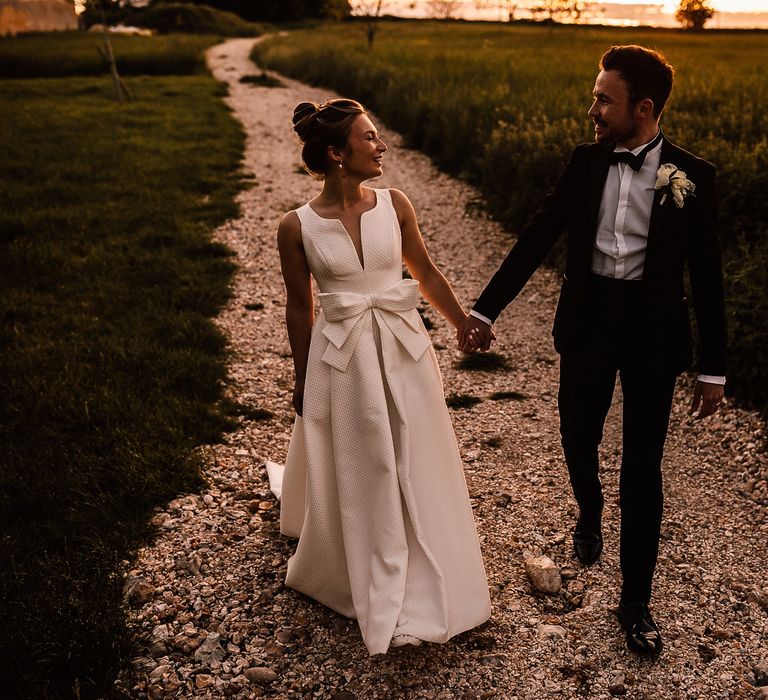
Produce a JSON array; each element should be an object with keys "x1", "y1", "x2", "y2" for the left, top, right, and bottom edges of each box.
[{"x1": 594, "y1": 117, "x2": 640, "y2": 146}]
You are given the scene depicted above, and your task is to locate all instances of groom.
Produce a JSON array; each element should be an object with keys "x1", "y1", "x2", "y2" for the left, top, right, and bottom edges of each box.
[{"x1": 459, "y1": 45, "x2": 726, "y2": 655}]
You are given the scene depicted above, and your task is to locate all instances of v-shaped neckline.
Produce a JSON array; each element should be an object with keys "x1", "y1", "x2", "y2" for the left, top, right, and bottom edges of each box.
[{"x1": 307, "y1": 189, "x2": 380, "y2": 272}]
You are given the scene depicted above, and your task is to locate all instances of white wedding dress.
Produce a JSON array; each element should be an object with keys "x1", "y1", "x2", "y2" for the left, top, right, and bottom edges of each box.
[{"x1": 267, "y1": 188, "x2": 491, "y2": 655}]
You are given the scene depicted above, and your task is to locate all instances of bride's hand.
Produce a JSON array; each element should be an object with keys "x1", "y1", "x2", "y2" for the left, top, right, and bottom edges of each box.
[
  {"x1": 457, "y1": 315, "x2": 495, "y2": 354},
  {"x1": 293, "y1": 379, "x2": 305, "y2": 416}
]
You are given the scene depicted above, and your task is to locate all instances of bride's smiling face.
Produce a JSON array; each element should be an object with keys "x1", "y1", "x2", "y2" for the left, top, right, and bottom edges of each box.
[
  {"x1": 588, "y1": 69, "x2": 641, "y2": 145},
  {"x1": 336, "y1": 114, "x2": 387, "y2": 178}
]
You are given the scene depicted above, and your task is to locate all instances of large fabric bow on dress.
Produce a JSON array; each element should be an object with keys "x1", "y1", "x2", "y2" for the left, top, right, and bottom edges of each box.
[{"x1": 318, "y1": 278, "x2": 431, "y2": 372}]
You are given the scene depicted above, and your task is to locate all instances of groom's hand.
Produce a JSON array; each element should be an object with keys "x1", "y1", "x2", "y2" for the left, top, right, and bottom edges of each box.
[
  {"x1": 689, "y1": 380, "x2": 724, "y2": 420},
  {"x1": 457, "y1": 315, "x2": 495, "y2": 354}
]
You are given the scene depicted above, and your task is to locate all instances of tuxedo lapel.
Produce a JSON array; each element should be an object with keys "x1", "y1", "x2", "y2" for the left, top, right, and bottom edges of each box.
[
  {"x1": 585, "y1": 144, "x2": 612, "y2": 243},
  {"x1": 646, "y1": 139, "x2": 675, "y2": 257}
]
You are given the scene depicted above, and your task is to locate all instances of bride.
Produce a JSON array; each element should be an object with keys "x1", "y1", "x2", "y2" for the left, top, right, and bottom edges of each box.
[{"x1": 268, "y1": 97, "x2": 491, "y2": 655}]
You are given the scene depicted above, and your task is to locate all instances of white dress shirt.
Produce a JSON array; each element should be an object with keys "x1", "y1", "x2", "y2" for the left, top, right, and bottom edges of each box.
[
  {"x1": 470, "y1": 133, "x2": 724, "y2": 386},
  {"x1": 591, "y1": 134, "x2": 662, "y2": 280}
]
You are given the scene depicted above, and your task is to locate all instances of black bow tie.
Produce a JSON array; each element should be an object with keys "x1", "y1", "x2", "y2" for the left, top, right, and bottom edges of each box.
[{"x1": 608, "y1": 131, "x2": 663, "y2": 171}]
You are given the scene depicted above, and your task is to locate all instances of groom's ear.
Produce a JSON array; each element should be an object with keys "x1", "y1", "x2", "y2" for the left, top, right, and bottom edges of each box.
[{"x1": 636, "y1": 97, "x2": 655, "y2": 120}]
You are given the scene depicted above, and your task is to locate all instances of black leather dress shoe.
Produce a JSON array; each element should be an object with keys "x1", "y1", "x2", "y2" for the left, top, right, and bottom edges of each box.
[
  {"x1": 572, "y1": 521, "x2": 603, "y2": 565},
  {"x1": 618, "y1": 602, "x2": 663, "y2": 656}
]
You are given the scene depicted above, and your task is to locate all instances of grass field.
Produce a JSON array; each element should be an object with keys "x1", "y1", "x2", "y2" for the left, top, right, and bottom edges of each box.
[
  {"x1": 0, "y1": 32, "x2": 217, "y2": 77},
  {"x1": 0, "y1": 35, "x2": 245, "y2": 698},
  {"x1": 254, "y1": 21, "x2": 768, "y2": 413}
]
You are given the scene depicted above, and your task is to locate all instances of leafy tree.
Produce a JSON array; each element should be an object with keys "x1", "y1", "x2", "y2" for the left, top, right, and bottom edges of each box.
[{"x1": 676, "y1": 0, "x2": 716, "y2": 30}]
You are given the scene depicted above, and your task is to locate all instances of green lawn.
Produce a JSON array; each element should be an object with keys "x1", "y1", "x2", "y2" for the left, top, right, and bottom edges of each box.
[
  {"x1": 254, "y1": 21, "x2": 768, "y2": 413},
  {"x1": 0, "y1": 35, "x2": 246, "y2": 698}
]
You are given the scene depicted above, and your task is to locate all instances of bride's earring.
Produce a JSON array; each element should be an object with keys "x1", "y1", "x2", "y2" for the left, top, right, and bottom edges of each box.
[{"x1": 338, "y1": 161, "x2": 343, "y2": 169}]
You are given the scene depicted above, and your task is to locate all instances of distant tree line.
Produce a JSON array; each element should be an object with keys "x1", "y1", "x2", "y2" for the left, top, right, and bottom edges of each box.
[
  {"x1": 526, "y1": 0, "x2": 716, "y2": 28},
  {"x1": 471, "y1": 1, "x2": 717, "y2": 29},
  {"x1": 84, "y1": 0, "x2": 716, "y2": 30},
  {"x1": 167, "y1": 0, "x2": 350, "y2": 22},
  {"x1": 84, "y1": 0, "x2": 350, "y2": 24}
]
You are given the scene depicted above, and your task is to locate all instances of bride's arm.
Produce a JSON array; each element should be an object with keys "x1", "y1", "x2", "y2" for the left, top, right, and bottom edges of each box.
[
  {"x1": 392, "y1": 189, "x2": 466, "y2": 330},
  {"x1": 277, "y1": 211, "x2": 313, "y2": 415}
]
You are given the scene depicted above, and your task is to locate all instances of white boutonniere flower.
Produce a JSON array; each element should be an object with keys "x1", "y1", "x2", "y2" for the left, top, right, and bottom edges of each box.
[{"x1": 654, "y1": 163, "x2": 696, "y2": 208}]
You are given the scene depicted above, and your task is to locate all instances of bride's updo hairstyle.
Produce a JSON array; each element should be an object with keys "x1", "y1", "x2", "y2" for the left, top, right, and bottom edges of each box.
[{"x1": 292, "y1": 99, "x2": 367, "y2": 178}]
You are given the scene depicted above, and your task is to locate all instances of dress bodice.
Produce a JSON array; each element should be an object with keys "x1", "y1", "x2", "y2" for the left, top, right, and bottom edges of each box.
[{"x1": 295, "y1": 188, "x2": 403, "y2": 294}]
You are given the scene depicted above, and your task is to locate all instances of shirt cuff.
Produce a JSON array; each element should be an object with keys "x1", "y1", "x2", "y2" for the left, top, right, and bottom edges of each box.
[
  {"x1": 697, "y1": 375, "x2": 726, "y2": 385},
  {"x1": 469, "y1": 309, "x2": 493, "y2": 326}
]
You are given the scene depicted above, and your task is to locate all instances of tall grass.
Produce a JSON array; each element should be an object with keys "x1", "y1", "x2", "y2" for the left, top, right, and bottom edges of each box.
[
  {"x1": 254, "y1": 22, "x2": 768, "y2": 412},
  {"x1": 0, "y1": 32, "x2": 217, "y2": 78},
  {"x1": 0, "y1": 47, "x2": 245, "y2": 698}
]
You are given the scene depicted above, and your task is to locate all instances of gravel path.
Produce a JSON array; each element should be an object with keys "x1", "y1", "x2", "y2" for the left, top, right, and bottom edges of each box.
[{"x1": 116, "y1": 38, "x2": 768, "y2": 700}]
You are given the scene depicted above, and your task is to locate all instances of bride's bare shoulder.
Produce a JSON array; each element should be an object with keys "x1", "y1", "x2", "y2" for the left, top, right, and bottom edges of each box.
[
  {"x1": 387, "y1": 188, "x2": 417, "y2": 226},
  {"x1": 387, "y1": 188, "x2": 411, "y2": 207},
  {"x1": 277, "y1": 210, "x2": 302, "y2": 248}
]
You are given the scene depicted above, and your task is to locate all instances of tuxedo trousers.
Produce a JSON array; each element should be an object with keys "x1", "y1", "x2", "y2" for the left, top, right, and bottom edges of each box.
[{"x1": 558, "y1": 273, "x2": 677, "y2": 604}]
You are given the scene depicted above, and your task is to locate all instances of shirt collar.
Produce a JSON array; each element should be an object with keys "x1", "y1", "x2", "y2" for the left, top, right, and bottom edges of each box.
[{"x1": 615, "y1": 129, "x2": 663, "y2": 155}]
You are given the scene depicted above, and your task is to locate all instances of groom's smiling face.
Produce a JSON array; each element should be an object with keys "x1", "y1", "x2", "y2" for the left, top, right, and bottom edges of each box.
[{"x1": 588, "y1": 69, "x2": 640, "y2": 146}]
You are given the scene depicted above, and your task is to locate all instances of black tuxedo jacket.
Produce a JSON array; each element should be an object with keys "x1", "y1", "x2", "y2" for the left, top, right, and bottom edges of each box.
[{"x1": 473, "y1": 138, "x2": 727, "y2": 377}]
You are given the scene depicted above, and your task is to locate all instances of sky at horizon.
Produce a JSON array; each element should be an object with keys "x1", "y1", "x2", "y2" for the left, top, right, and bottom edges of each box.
[
  {"x1": 362, "y1": 0, "x2": 768, "y2": 27},
  {"x1": 652, "y1": 0, "x2": 766, "y2": 10}
]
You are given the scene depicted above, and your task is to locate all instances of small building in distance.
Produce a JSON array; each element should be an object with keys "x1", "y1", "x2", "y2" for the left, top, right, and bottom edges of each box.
[{"x1": 0, "y1": 0, "x2": 78, "y2": 36}]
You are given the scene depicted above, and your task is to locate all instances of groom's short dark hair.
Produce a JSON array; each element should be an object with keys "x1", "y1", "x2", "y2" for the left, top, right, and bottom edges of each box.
[{"x1": 600, "y1": 45, "x2": 675, "y2": 118}]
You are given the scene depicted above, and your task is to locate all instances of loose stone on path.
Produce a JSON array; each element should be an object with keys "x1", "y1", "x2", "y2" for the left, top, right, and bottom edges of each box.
[{"x1": 524, "y1": 554, "x2": 562, "y2": 594}]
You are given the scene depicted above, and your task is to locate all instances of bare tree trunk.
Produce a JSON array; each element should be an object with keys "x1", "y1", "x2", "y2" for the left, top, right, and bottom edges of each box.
[
  {"x1": 354, "y1": 0, "x2": 384, "y2": 49},
  {"x1": 97, "y1": 0, "x2": 132, "y2": 102}
]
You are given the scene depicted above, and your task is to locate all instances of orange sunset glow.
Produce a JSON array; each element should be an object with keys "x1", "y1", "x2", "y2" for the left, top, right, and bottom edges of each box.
[{"x1": 360, "y1": 0, "x2": 768, "y2": 27}]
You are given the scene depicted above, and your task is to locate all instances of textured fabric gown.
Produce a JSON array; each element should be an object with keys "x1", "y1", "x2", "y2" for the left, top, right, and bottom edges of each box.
[{"x1": 268, "y1": 188, "x2": 491, "y2": 656}]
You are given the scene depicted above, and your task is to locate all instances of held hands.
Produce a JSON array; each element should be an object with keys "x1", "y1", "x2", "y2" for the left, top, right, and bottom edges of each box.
[
  {"x1": 457, "y1": 315, "x2": 496, "y2": 354},
  {"x1": 689, "y1": 380, "x2": 724, "y2": 420}
]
